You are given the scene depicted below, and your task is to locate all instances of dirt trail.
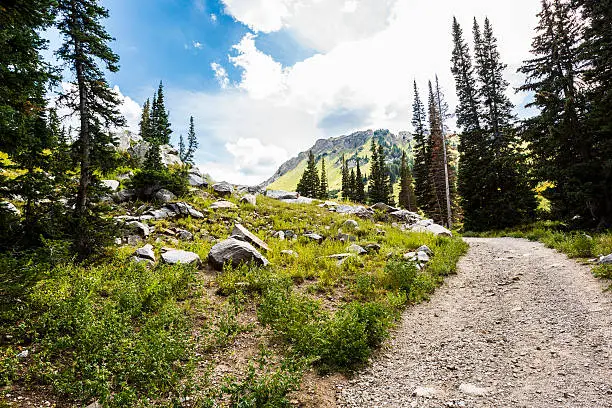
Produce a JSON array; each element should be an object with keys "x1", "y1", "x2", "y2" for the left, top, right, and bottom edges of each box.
[{"x1": 337, "y1": 237, "x2": 612, "y2": 408}]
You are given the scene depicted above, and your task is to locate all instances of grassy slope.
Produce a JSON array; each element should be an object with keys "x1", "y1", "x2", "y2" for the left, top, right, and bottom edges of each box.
[
  {"x1": 268, "y1": 139, "x2": 412, "y2": 193},
  {"x1": 0, "y1": 191, "x2": 467, "y2": 407}
]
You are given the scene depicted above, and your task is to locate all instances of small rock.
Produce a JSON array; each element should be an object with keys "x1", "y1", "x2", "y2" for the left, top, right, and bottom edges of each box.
[
  {"x1": 154, "y1": 188, "x2": 176, "y2": 203},
  {"x1": 209, "y1": 200, "x2": 237, "y2": 210},
  {"x1": 102, "y1": 179, "x2": 120, "y2": 191},
  {"x1": 273, "y1": 231, "x2": 285, "y2": 240},
  {"x1": 417, "y1": 245, "x2": 433, "y2": 256},
  {"x1": 598, "y1": 254, "x2": 612, "y2": 264},
  {"x1": 403, "y1": 252, "x2": 417, "y2": 261},
  {"x1": 416, "y1": 251, "x2": 430, "y2": 262},
  {"x1": 348, "y1": 244, "x2": 367, "y2": 255},
  {"x1": 134, "y1": 244, "x2": 155, "y2": 261},
  {"x1": 371, "y1": 202, "x2": 400, "y2": 213},
  {"x1": 231, "y1": 223, "x2": 269, "y2": 251},
  {"x1": 343, "y1": 219, "x2": 359, "y2": 230},
  {"x1": 265, "y1": 190, "x2": 298, "y2": 200},
  {"x1": 161, "y1": 249, "x2": 201, "y2": 266},
  {"x1": 126, "y1": 235, "x2": 143, "y2": 246},
  {"x1": 176, "y1": 229, "x2": 194, "y2": 241},
  {"x1": 327, "y1": 253, "x2": 354, "y2": 260},
  {"x1": 16, "y1": 349, "x2": 29, "y2": 359},
  {"x1": 188, "y1": 173, "x2": 208, "y2": 187},
  {"x1": 114, "y1": 188, "x2": 137, "y2": 203},
  {"x1": 131, "y1": 256, "x2": 155, "y2": 267},
  {"x1": 337, "y1": 232, "x2": 357, "y2": 242},
  {"x1": 127, "y1": 221, "x2": 150, "y2": 237},
  {"x1": 212, "y1": 181, "x2": 234, "y2": 196},
  {"x1": 284, "y1": 230, "x2": 296, "y2": 239},
  {"x1": 365, "y1": 243, "x2": 381, "y2": 253},
  {"x1": 303, "y1": 233, "x2": 324, "y2": 244},
  {"x1": 240, "y1": 194, "x2": 257, "y2": 206}
]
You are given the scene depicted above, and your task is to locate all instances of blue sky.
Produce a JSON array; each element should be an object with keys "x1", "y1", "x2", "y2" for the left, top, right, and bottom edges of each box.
[{"x1": 46, "y1": 0, "x2": 542, "y2": 185}]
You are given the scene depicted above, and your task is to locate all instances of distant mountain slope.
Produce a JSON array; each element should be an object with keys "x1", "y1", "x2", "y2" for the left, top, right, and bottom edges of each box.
[{"x1": 264, "y1": 129, "x2": 414, "y2": 195}]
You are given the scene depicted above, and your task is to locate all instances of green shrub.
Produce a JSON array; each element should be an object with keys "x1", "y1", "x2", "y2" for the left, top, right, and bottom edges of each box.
[
  {"x1": 128, "y1": 168, "x2": 189, "y2": 198},
  {"x1": 382, "y1": 258, "x2": 418, "y2": 293}
]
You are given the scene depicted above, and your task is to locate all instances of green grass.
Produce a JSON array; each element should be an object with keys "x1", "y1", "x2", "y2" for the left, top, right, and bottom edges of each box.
[
  {"x1": 465, "y1": 221, "x2": 612, "y2": 290},
  {"x1": 0, "y1": 190, "x2": 468, "y2": 406}
]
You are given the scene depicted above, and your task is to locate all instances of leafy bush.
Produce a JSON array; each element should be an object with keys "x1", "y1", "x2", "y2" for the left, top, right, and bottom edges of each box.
[
  {"x1": 128, "y1": 168, "x2": 188, "y2": 199},
  {"x1": 382, "y1": 258, "x2": 418, "y2": 293}
]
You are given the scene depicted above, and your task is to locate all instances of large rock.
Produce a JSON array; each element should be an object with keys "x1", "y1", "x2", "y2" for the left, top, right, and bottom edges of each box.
[
  {"x1": 161, "y1": 249, "x2": 201, "y2": 265},
  {"x1": 348, "y1": 244, "x2": 367, "y2": 255},
  {"x1": 410, "y1": 219, "x2": 452, "y2": 237},
  {"x1": 114, "y1": 189, "x2": 137, "y2": 203},
  {"x1": 212, "y1": 181, "x2": 234, "y2": 197},
  {"x1": 334, "y1": 205, "x2": 374, "y2": 219},
  {"x1": 240, "y1": 194, "x2": 257, "y2": 205},
  {"x1": 208, "y1": 238, "x2": 269, "y2": 270},
  {"x1": 231, "y1": 224, "x2": 269, "y2": 251},
  {"x1": 115, "y1": 130, "x2": 142, "y2": 152},
  {"x1": 265, "y1": 190, "x2": 298, "y2": 200},
  {"x1": 160, "y1": 145, "x2": 182, "y2": 166},
  {"x1": 154, "y1": 188, "x2": 176, "y2": 203},
  {"x1": 342, "y1": 219, "x2": 359, "y2": 230},
  {"x1": 164, "y1": 202, "x2": 204, "y2": 218},
  {"x1": 127, "y1": 221, "x2": 150, "y2": 237},
  {"x1": 390, "y1": 210, "x2": 422, "y2": 224},
  {"x1": 598, "y1": 254, "x2": 612, "y2": 264},
  {"x1": 102, "y1": 179, "x2": 120, "y2": 191}
]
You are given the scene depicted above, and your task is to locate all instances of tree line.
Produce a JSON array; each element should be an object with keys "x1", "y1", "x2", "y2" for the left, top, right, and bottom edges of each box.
[{"x1": 0, "y1": 0, "x2": 198, "y2": 257}]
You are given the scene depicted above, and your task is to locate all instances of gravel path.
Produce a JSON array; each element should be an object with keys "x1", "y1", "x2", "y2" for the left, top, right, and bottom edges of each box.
[{"x1": 338, "y1": 237, "x2": 612, "y2": 408}]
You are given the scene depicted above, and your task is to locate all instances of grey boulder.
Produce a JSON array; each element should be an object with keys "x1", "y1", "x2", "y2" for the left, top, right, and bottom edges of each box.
[
  {"x1": 240, "y1": 194, "x2": 257, "y2": 206},
  {"x1": 303, "y1": 233, "x2": 324, "y2": 244},
  {"x1": 102, "y1": 179, "x2": 120, "y2": 191},
  {"x1": 188, "y1": 173, "x2": 208, "y2": 187},
  {"x1": 231, "y1": 223, "x2": 269, "y2": 251},
  {"x1": 208, "y1": 238, "x2": 269, "y2": 271},
  {"x1": 371, "y1": 202, "x2": 400, "y2": 213},
  {"x1": 265, "y1": 190, "x2": 298, "y2": 200},
  {"x1": 154, "y1": 188, "x2": 176, "y2": 203},
  {"x1": 212, "y1": 181, "x2": 234, "y2": 197},
  {"x1": 210, "y1": 200, "x2": 237, "y2": 210},
  {"x1": 134, "y1": 244, "x2": 155, "y2": 261},
  {"x1": 161, "y1": 249, "x2": 201, "y2": 265},
  {"x1": 348, "y1": 244, "x2": 367, "y2": 255}
]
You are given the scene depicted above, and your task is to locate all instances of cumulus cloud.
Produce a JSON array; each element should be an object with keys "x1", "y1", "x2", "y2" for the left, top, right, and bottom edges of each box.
[{"x1": 168, "y1": 0, "x2": 542, "y2": 184}]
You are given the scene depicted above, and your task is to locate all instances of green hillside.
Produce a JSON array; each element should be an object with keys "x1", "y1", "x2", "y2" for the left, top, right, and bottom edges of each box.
[{"x1": 268, "y1": 129, "x2": 414, "y2": 196}]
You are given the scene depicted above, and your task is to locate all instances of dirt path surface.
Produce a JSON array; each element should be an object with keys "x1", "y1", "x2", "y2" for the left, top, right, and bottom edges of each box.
[{"x1": 337, "y1": 238, "x2": 612, "y2": 408}]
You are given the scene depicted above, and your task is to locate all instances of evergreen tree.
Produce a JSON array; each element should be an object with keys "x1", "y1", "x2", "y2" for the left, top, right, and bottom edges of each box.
[
  {"x1": 427, "y1": 81, "x2": 446, "y2": 224},
  {"x1": 56, "y1": 0, "x2": 125, "y2": 256},
  {"x1": 341, "y1": 154, "x2": 350, "y2": 200},
  {"x1": 576, "y1": 0, "x2": 612, "y2": 226},
  {"x1": 349, "y1": 169, "x2": 357, "y2": 201},
  {"x1": 296, "y1": 151, "x2": 320, "y2": 198},
  {"x1": 178, "y1": 134, "x2": 186, "y2": 162},
  {"x1": 318, "y1": 157, "x2": 329, "y2": 199},
  {"x1": 354, "y1": 159, "x2": 366, "y2": 203},
  {"x1": 151, "y1": 81, "x2": 172, "y2": 144},
  {"x1": 185, "y1": 115, "x2": 198, "y2": 165},
  {"x1": 139, "y1": 98, "x2": 151, "y2": 140},
  {"x1": 367, "y1": 139, "x2": 381, "y2": 203},
  {"x1": 378, "y1": 143, "x2": 394, "y2": 206},
  {"x1": 411, "y1": 81, "x2": 432, "y2": 211},
  {"x1": 398, "y1": 150, "x2": 417, "y2": 211}
]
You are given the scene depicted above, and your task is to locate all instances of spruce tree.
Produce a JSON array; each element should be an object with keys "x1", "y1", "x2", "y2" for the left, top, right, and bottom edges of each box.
[
  {"x1": 319, "y1": 157, "x2": 329, "y2": 199},
  {"x1": 56, "y1": 0, "x2": 125, "y2": 257},
  {"x1": 185, "y1": 116, "x2": 198, "y2": 165},
  {"x1": 355, "y1": 159, "x2": 366, "y2": 203},
  {"x1": 296, "y1": 151, "x2": 320, "y2": 198},
  {"x1": 341, "y1": 154, "x2": 350, "y2": 200},
  {"x1": 411, "y1": 81, "x2": 431, "y2": 211},
  {"x1": 368, "y1": 139, "x2": 382, "y2": 203},
  {"x1": 179, "y1": 134, "x2": 186, "y2": 162},
  {"x1": 378, "y1": 143, "x2": 394, "y2": 206},
  {"x1": 349, "y1": 169, "x2": 357, "y2": 201},
  {"x1": 427, "y1": 81, "x2": 446, "y2": 224},
  {"x1": 151, "y1": 81, "x2": 172, "y2": 144},
  {"x1": 398, "y1": 150, "x2": 417, "y2": 211},
  {"x1": 139, "y1": 98, "x2": 151, "y2": 140}
]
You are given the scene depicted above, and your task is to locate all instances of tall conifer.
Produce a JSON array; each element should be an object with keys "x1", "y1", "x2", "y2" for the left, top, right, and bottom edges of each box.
[{"x1": 398, "y1": 150, "x2": 417, "y2": 211}]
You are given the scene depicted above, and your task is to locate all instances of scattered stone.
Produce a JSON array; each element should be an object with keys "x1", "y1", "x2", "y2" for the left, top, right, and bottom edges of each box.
[
  {"x1": 231, "y1": 223, "x2": 270, "y2": 251},
  {"x1": 212, "y1": 181, "x2": 234, "y2": 196},
  {"x1": 281, "y1": 196, "x2": 315, "y2": 204},
  {"x1": 410, "y1": 219, "x2": 453, "y2": 237},
  {"x1": 390, "y1": 210, "x2": 422, "y2": 224},
  {"x1": 273, "y1": 231, "x2": 285, "y2": 240},
  {"x1": 280, "y1": 250, "x2": 298, "y2": 258},
  {"x1": 417, "y1": 251, "x2": 430, "y2": 262},
  {"x1": 208, "y1": 238, "x2": 269, "y2": 270},
  {"x1": 348, "y1": 244, "x2": 367, "y2": 255},
  {"x1": 265, "y1": 190, "x2": 298, "y2": 200},
  {"x1": 337, "y1": 232, "x2": 357, "y2": 242},
  {"x1": 176, "y1": 229, "x2": 194, "y2": 241},
  {"x1": 458, "y1": 383, "x2": 488, "y2": 396},
  {"x1": 101, "y1": 179, "x2": 120, "y2": 191},
  {"x1": 188, "y1": 173, "x2": 208, "y2": 187},
  {"x1": 164, "y1": 202, "x2": 204, "y2": 218},
  {"x1": 127, "y1": 221, "x2": 150, "y2": 237},
  {"x1": 16, "y1": 349, "x2": 29, "y2": 359},
  {"x1": 417, "y1": 245, "x2": 433, "y2": 256},
  {"x1": 327, "y1": 253, "x2": 354, "y2": 260},
  {"x1": 365, "y1": 243, "x2": 381, "y2": 253},
  {"x1": 303, "y1": 233, "x2": 324, "y2": 244},
  {"x1": 134, "y1": 244, "x2": 155, "y2": 261},
  {"x1": 161, "y1": 249, "x2": 201, "y2": 266},
  {"x1": 598, "y1": 254, "x2": 612, "y2": 264},
  {"x1": 209, "y1": 200, "x2": 237, "y2": 210},
  {"x1": 371, "y1": 202, "x2": 400, "y2": 213},
  {"x1": 343, "y1": 219, "x2": 359, "y2": 230},
  {"x1": 131, "y1": 256, "x2": 155, "y2": 267},
  {"x1": 126, "y1": 235, "x2": 143, "y2": 246},
  {"x1": 240, "y1": 194, "x2": 257, "y2": 206},
  {"x1": 0, "y1": 201, "x2": 20, "y2": 216},
  {"x1": 154, "y1": 188, "x2": 176, "y2": 203},
  {"x1": 403, "y1": 252, "x2": 417, "y2": 261},
  {"x1": 284, "y1": 230, "x2": 296, "y2": 239}
]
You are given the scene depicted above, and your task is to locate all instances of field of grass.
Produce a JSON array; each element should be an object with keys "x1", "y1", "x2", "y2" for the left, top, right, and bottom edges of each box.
[
  {"x1": 0, "y1": 192, "x2": 467, "y2": 407},
  {"x1": 464, "y1": 221, "x2": 612, "y2": 290}
]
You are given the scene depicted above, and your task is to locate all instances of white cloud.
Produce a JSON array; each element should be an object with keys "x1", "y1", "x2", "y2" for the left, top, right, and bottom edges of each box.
[
  {"x1": 192, "y1": 41, "x2": 203, "y2": 49},
  {"x1": 166, "y1": 0, "x2": 542, "y2": 184},
  {"x1": 210, "y1": 13, "x2": 218, "y2": 22},
  {"x1": 211, "y1": 62, "x2": 230, "y2": 89},
  {"x1": 113, "y1": 85, "x2": 142, "y2": 133}
]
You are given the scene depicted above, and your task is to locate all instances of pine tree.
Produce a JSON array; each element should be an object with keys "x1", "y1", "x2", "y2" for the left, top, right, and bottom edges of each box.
[
  {"x1": 296, "y1": 151, "x2": 320, "y2": 198},
  {"x1": 341, "y1": 154, "x2": 350, "y2": 200},
  {"x1": 139, "y1": 98, "x2": 151, "y2": 140},
  {"x1": 398, "y1": 150, "x2": 417, "y2": 211},
  {"x1": 368, "y1": 139, "x2": 382, "y2": 203},
  {"x1": 185, "y1": 115, "x2": 198, "y2": 165},
  {"x1": 378, "y1": 143, "x2": 394, "y2": 206},
  {"x1": 318, "y1": 157, "x2": 329, "y2": 199},
  {"x1": 411, "y1": 81, "x2": 432, "y2": 211},
  {"x1": 56, "y1": 0, "x2": 125, "y2": 257},
  {"x1": 576, "y1": 0, "x2": 612, "y2": 226},
  {"x1": 151, "y1": 81, "x2": 172, "y2": 144},
  {"x1": 349, "y1": 169, "x2": 357, "y2": 201},
  {"x1": 427, "y1": 81, "x2": 446, "y2": 224},
  {"x1": 354, "y1": 159, "x2": 366, "y2": 203},
  {"x1": 178, "y1": 134, "x2": 186, "y2": 162}
]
